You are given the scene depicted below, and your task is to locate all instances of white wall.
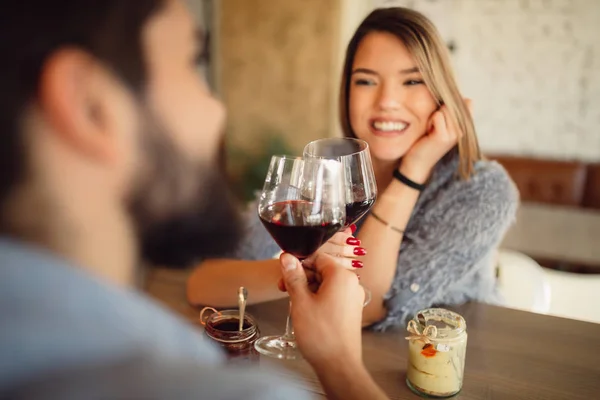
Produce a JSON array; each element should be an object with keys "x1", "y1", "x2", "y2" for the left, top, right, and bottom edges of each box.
[{"x1": 364, "y1": 0, "x2": 600, "y2": 161}]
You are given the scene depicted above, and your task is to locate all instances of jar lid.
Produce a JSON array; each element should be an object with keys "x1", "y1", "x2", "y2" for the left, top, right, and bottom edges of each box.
[{"x1": 407, "y1": 308, "x2": 466, "y2": 342}]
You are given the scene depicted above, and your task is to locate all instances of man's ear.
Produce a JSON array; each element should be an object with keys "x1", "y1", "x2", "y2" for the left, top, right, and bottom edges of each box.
[{"x1": 38, "y1": 48, "x2": 123, "y2": 165}]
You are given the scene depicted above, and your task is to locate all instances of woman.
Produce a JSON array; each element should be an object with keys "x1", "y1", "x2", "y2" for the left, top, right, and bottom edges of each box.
[{"x1": 187, "y1": 7, "x2": 518, "y2": 330}]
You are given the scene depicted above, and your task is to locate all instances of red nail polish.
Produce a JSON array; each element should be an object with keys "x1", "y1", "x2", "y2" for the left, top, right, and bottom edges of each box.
[
  {"x1": 350, "y1": 224, "x2": 357, "y2": 234},
  {"x1": 346, "y1": 237, "x2": 361, "y2": 246},
  {"x1": 352, "y1": 260, "x2": 364, "y2": 268},
  {"x1": 353, "y1": 247, "x2": 367, "y2": 256}
]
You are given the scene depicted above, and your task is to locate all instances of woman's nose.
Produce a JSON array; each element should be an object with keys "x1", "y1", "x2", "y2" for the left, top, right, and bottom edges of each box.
[{"x1": 376, "y1": 82, "x2": 401, "y2": 111}]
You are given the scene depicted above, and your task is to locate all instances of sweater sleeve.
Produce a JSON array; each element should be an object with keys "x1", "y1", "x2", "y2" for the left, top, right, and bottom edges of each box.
[
  {"x1": 227, "y1": 195, "x2": 281, "y2": 260},
  {"x1": 370, "y1": 161, "x2": 519, "y2": 331}
]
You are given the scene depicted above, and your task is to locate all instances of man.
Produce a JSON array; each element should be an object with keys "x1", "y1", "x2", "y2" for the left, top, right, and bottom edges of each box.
[{"x1": 0, "y1": 1, "x2": 388, "y2": 398}]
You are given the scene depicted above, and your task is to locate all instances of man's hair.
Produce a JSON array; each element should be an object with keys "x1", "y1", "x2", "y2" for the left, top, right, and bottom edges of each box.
[{"x1": 0, "y1": 0, "x2": 164, "y2": 224}]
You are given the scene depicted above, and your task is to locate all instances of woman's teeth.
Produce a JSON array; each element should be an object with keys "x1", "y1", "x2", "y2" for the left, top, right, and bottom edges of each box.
[{"x1": 373, "y1": 121, "x2": 407, "y2": 132}]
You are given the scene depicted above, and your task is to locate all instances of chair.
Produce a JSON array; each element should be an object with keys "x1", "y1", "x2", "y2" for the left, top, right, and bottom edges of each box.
[
  {"x1": 542, "y1": 268, "x2": 600, "y2": 324},
  {"x1": 495, "y1": 249, "x2": 552, "y2": 314},
  {"x1": 489, "y1": 155, "x2": 588, "y2": 207}
]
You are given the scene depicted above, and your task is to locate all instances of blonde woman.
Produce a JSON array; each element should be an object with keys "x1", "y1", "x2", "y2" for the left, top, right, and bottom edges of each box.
[{"x1": 187, "y1": 7, "x2": 518, "y2": 330}]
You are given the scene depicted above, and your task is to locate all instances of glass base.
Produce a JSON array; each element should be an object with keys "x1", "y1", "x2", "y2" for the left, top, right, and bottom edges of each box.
[
  {"x1": 254, "y1": 335, "x2": 301, "y2": 360},
  {"x1": 406, "y1": 378, "x2": 461, "y2": 398}
]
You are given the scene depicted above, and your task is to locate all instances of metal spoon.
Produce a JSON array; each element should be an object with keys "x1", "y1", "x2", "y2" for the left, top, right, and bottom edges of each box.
[{"x1": 238, "y1": 287, "x2": 248, "y2": 331}]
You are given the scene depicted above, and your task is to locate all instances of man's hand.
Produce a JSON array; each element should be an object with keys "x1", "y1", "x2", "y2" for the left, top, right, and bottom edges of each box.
[
  {"x1": 278, "y1": 253, "x2": 388, "y2": 399},
  {"x1": 278, "y1": 252, "x2": 365, "y2": 367}
]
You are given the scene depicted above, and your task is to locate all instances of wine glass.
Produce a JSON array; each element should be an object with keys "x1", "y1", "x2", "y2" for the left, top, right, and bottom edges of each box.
[
  {"x1": 254, "y1": 155, "x2": 346, "y2": 360},
  {"x1": 303, "y1": 138, "x2": 377, "y2": 305}
]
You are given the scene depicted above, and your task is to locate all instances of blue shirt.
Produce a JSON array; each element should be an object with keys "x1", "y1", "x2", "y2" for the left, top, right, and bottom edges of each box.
[{"x1": 0, "y1": 238, "x2": 310, "y2": 399}]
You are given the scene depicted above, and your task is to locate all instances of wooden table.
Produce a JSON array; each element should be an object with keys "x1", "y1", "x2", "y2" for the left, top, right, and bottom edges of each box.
[{"x1": 145, "y1": 268, "x2": 600, "y2": 400}]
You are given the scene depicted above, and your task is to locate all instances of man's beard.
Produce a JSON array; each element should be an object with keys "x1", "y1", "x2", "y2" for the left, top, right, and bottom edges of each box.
[{"x1": 126, "y1": 109, "x2": 244, "y2": 268}]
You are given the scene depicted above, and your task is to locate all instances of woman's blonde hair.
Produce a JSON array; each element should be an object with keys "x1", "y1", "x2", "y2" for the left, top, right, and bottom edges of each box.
[{"x1": 339, "y1": 7, "x2": 481, "y2": 179}]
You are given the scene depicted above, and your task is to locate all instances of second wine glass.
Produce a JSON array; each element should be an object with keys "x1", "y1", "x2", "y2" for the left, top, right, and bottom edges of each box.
[
  {"x1": 303, "y1": 138, "x2": 378, "y2": 305},
  {"x1": 254, "y1": 155, "x2": 346, "y2": 360}
]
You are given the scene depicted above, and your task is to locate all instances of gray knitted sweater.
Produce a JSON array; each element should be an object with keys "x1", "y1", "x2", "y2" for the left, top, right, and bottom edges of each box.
[{"x1": 230, "y1": 150, "x2": 519, "y2": 331}]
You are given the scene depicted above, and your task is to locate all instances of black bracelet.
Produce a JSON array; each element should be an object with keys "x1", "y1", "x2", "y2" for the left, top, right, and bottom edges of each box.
[{"x1": 393, "y1": 169, "x2": 426, "y2": 191}]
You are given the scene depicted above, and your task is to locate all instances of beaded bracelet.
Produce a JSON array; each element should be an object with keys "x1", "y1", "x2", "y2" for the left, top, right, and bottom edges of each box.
[{"x1": 370, "y1": 211, "x2": 405, "y2": 234}]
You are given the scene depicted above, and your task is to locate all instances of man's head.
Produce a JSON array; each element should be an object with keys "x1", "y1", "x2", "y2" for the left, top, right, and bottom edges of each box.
[{"x1": 0, "y1": 0, "x2": 242, "y2": 268}]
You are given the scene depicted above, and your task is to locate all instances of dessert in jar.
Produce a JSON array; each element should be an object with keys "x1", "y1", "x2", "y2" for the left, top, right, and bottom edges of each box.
[{"x1": 405, "y1": 308, "x2": 467, "y2": 398}]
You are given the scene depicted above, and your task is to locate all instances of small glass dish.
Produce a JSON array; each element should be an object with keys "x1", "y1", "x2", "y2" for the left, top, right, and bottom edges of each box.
[{"x1": 200, "y1": 307, "x2": 261, "y2": 364}]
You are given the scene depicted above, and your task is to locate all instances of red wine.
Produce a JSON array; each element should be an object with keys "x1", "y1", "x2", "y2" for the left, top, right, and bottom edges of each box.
[
  {"x1": 260, "y1": 200, "x2": 343, "y2": 259},
  {"x1": 212, "y1": 319, "x2": 251, "y2": 331},
  {"x1": 345, "y1": 198, "x2": 375, "y2": 226}
]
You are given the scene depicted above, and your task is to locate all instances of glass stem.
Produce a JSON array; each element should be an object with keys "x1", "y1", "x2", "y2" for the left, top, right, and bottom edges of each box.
[{"x1": 282, "y1": 300, "x2": 295, "y2": 342}]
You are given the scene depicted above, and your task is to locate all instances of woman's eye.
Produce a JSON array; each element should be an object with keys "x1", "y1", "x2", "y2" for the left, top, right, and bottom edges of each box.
[
  {"x1": 354, "y1": 79, "x2": 375, "y2": 86},
  {"x1": 405, "y1": 79, "x2": 424, "y2": 86}
]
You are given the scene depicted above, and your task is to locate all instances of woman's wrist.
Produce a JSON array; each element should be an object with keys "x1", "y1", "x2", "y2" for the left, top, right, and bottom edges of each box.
[{"x1": 398, "y1": 160, "x2": 432, "y2": 185}]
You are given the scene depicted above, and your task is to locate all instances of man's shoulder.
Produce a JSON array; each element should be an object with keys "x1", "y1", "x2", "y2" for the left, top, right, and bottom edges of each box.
[{"x1": 0, "y1": 238, "x2": 223, "y2": 389}]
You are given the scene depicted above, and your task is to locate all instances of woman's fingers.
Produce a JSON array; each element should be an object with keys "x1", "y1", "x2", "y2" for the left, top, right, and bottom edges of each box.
[
  {"x1": 431, "y1": 109, "x2": 449, "y2": 139},
  {"x1": 317, "y1": 231, "x2": 365, "y2": 260},
  {"x1": 441, "y1": 98, "x2": 473, "y2": 142},
  {"x1": 326, "y1": 231, "x2": 359, "y2": 246},
  {"x1": 324, "y1": 255, "x2": 364, "y2": 270},
  {"x1": 317, "y1": 239, "x2": 366, "y2": 270},
  {"x1": 320, "y1": 241, "x2": 365, "y2": 258},
  {"x1": 434, "y1": 105, "x2": 460, "y2": 146}
]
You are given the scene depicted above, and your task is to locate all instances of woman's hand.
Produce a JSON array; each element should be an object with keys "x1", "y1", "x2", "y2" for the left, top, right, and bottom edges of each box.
[
  {"x1": 311, "y1": 225, "x2": 365, "y2": 269},
  {"x1": 276, "y1": 225, "x2": 366, "y2": 292},
  {"x1": 401, "y1": 99, "x2": 472, "y2": 183}
]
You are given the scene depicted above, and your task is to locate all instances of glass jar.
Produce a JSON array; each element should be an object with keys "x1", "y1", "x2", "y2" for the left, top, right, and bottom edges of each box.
[
  {"x1": 200, "y1": 307, "x2": 260, "y2": 364},
  {"x1": 405, "y1": 308, "x2": 467, "y2": 398}
]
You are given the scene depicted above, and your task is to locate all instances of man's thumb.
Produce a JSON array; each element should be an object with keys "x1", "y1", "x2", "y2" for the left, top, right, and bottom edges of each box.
[{"x1": 279, "y1": 253, "x2": 308, "y2": 299}]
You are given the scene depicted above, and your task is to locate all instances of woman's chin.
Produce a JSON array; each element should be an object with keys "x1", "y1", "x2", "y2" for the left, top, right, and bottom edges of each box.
[{"x1": 368, "y1": 143, "x2": 411, "y2": 164}]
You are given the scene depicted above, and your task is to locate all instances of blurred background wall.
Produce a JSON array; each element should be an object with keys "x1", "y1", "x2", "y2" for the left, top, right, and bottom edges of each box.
[{"x1": 218, "y1": 0, "x2": 341, "y2": 151}]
